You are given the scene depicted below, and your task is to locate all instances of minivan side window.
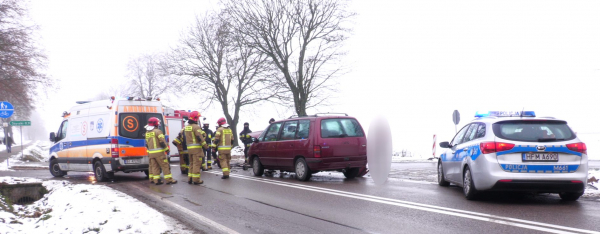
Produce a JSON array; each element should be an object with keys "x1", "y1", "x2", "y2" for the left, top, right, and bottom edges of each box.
[
  {"x1": 321, "y1": 119, "x2": 343, "y2": 138},
  {"x1": 263, "y1": 123, "x2": 282, "y2": 142},
  {"x1": 280, "y1": 121, "x2": 298, "y2": 141},
  {"x1": 296, "y1": 120, "x2": 310, "y2": 139},
  {"x1": 321, "y1": 119, "x2": 364, "y2": 138},
  {"x1": 57, "y1": 120, "x2": 68, "y2": 141},
  {"x1": 339, "y1": 119, "x2": 364, "y2": 137}
]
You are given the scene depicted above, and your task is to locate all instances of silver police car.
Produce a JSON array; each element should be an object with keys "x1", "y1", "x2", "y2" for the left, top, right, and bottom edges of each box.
[{"x1": 438, "y1": 111, "x2": 588, "y2": 201}]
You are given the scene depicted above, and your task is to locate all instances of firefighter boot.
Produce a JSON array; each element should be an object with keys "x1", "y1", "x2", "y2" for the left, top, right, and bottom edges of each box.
[
  {"x1": 155, "y1": 180, "x2": 164, "y2": 185},
  {"x1": 221, "y1": 175, "x2": 229, "y2": 179},
  {"x1": 167, "y1": 180, "x2": 178, "y2": 185},
  {"x1": 193, "y1": 180, "x2": 204, "y2": 185},
  {"x1": 188, "y1": 177, "x2": 193, "y2": 184}
]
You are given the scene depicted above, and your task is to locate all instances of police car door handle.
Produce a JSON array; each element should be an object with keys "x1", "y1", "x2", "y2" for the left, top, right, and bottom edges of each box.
[{"x1": 463, "y1": 148, "x2": 468, "y2": 151}]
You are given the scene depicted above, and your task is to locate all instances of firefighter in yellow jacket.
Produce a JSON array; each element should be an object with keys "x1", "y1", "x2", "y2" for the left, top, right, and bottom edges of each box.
[
  {"x1": 145, "y1": 117, "x2": 177, "y2": 185},
  {"x1": 172, "y1": 127, "x2": 190, "y2": 174},
  {"x1": 214, "y1": 117, "x2": 235, "y2": 179},
  {"x1": 184, "y1": 111, "x2": 209, "y2": 185}
]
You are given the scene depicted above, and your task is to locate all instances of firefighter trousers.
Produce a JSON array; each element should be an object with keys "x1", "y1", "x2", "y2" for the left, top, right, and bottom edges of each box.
[
  {"x1": 218, "y1": 152, "x2": 231, "y2": 176},
  {"x1": 188, "y1": 152, "x2": 203, "y2": 183},
  {"x1": 149, "y1": 153, "x2": 175, "y2": 183},
  {"x1": 180, "y1": 153, "x2": 189, "y2": 173},
  {"x1": 243, "y1": 146, "x2": 250, "y2": 164},
  {"x1": 204, "y1": 149, "x2": 212, "y2": 168}
]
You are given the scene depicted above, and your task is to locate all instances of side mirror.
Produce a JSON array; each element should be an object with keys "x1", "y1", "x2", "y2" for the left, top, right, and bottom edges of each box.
[
  {"x1": 439, "y1": 141, "x2": 451, "y2": 148},
  {"x1": 49, "y1": 132, "x2": 56, "y2": 142},
  {"x1": 252, "y1": 137, "x2": 259, "y2": 143}
]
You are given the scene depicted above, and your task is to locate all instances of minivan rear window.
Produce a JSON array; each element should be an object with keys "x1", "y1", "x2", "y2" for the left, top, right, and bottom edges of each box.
[
  {"x1": 321, "y1": 119, "x2": 364, "y2": 138},
  {"x1": 119, "y1": 113, "x2": 165, "y2": 139},
  {"x1": 492, "y1": 120, "x2": 576, "y2": 142}
]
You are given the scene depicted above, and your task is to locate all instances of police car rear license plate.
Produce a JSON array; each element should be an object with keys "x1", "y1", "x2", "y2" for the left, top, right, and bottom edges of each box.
[
  {"x1": 124, "y1": 159, "x2": 141, "y2": 164},
  {"x1": 522, "y1": 153, "x2": 558, "y2": 162}
]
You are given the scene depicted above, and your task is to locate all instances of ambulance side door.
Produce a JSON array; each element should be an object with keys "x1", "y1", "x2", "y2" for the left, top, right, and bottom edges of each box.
[{"x1": 54, "y1": 120, "x2": 70, "y2": 170}]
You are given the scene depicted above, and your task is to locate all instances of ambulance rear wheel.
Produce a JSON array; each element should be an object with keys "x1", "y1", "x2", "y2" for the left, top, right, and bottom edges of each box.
[
  {"x1": 49, "y1": 158, "x2": 65, "y2": 177},
  {"x1": 94, "y1": 161, "x2": 109, "y2": 182}
]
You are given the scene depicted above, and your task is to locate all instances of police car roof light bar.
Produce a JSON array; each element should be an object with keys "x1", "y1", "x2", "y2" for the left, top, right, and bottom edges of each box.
[{"x1": 475, "y1": 111, "x2": 535, "y2": 118}]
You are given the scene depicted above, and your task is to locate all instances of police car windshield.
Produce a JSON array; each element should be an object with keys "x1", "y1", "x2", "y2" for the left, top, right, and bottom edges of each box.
[
  {"x1": 492, "y1": 120, "x2": 576, "y2": 142},
  {"x1": 119, "y1": 113, "x2": 165, "y2": 139}
]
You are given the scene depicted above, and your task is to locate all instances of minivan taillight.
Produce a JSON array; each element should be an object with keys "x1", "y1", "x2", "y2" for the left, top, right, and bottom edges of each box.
[
  {"x1": 111, "y1": 138, "x2": 120, "y2": 158},
  {"x1": 314, "y1": 145, "x2": 321, "y2": 158},
  {"x1": 566, "y1": 142, "x2": 587, "y2": 155},
  {"x1": 480, "y1": 142, "x2": 515, "y2": 154}
]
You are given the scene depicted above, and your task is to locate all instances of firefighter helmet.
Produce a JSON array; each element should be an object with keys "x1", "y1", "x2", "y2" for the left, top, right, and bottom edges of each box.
[
  {"x1": 148, "y1": 117, "x2": 161, "y2": 127},
  {"x1": 217, "y1": 117, "x2": 227, "y2": 126},
  {"x1": 189, "y1": 111, "x2": 201, "y2": 121}
]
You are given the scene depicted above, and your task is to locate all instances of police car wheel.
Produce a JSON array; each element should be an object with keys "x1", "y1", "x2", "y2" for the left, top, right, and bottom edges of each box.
[
  {"x1": 463, "y1": 167, "x2": 478, "y2": 200},
  {"x1": 559, "y1": 192, "x2": 583, "y2": 201},
  {"x1": 437, "y1": 162, "x2": 450, "y2": 187},
  {"x1": 94, "y1": 161, "x2": 108, "y2": 182},
  {"x1": 49, "y1": 158, "x2": 65, "y2": 177},
  {"x1": 252, "y1": 157, "x2": 264, "y2": 176},
  {"x1": 295, "y1": 158, "x2": 311, "y2": 181}
]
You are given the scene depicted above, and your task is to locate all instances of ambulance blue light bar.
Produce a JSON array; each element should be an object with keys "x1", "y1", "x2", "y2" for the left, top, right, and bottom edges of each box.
[{"x1": 475, "y1": 111, "x2": 535, "y2": 117}]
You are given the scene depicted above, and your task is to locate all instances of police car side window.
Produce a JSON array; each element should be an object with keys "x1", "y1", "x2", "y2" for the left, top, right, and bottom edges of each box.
[
  {"x1": 451, "y1": 124, "x2": 470, "y2": 146},
  {"x1": 463, "y1": 123, "x2": 479, "y2": 143},
  {"x1": 475, "y1": 123, "x2": 486, "y2": 139}
]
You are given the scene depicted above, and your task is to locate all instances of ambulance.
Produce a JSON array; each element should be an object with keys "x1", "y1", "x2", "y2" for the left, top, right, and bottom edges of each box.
[{"x1": 48, "y1": 97, "x2": 168, "y2": 182}]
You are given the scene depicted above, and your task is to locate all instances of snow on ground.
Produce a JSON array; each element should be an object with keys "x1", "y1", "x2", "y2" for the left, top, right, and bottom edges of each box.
[
  {"x1": 583, "y1": 168, "x2": 600, "y2": 198},
  {"x1": 0, "y1": 141, "x2": 51, "y2": 171},
  {"x1": 392, "y1": 155, "x2": 436, "y2": 163},
  {"x1": 0, "y1": 177, "x2": 191, "y2": 234}
]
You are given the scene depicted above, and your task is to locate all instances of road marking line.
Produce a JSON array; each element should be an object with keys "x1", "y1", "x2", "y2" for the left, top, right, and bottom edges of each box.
[
  {"x1": 132, "y1": 183, "x2": 239, "y2": 234},
  {"x1": 206, "y1": 171, "x2": 599, "y2": 234}
]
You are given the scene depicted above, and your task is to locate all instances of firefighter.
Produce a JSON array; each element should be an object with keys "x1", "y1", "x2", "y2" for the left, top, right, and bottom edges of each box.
[
  {"x1": 172, "y1": 125, "x2": 190, "y2": 174},
  {"x1": 211, "y1": 125, "x2": 220, "y2": 169},
  {"x1": 239, "y1": 122, "x2": 252, "y2": 167},
  {"x1": 184, "y1": 111, "x2": 209, "y2": 185},
  {"x1": 202, "y1": 120, "x2": 214, "y2": 170},
  {"x1": 145, "y1": 117, "x2": 176, "y2": 185},
  {"x1": 214, "y1": 117, "x2": 235, "y2": 179}
]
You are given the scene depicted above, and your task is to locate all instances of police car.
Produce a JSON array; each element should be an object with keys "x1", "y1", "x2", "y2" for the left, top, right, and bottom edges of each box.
[{"x1": 438, "y1": 111, "x2": 588, "y2": 201}]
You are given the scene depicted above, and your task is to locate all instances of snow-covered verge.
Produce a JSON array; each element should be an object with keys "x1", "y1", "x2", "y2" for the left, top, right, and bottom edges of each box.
[
  {"x1": 0, "y1": 177, "x2": 191, "y2": 234},
  {"x1": 583, "y1": 169, "x2": 599, "y2": 198},
  {"x1": 0, "y1": 141, "x2": 51, "y2": 171},
  {"x1": 392, "y1": 155, "x2": 436, "y2": 163}
]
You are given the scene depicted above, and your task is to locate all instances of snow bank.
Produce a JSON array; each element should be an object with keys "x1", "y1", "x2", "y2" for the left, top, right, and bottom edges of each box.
[
  {"x1": 0, "y1": 141, "x2": 51, "y2": 171},
  {"x1": 584, "y1": 169, "x2": 600, "y2": 198},
  {"x1": 392, "y1": 155, "x2": 436, "y2": 163},
  {"x1": 0, "y1": 177, "x2": 190, "y2": 234}
]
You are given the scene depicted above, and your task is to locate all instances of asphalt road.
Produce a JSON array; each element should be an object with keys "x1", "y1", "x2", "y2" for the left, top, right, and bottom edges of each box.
[{"x1": 3, "y1": 153, "x2": 600, "y2": 233}]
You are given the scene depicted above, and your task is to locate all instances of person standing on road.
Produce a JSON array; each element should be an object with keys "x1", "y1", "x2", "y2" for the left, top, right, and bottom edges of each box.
[
  {"x1": 214, "y1": 117, "x2": 234, "y2": 179},
  {"x1": 202, "y1": 120, "x2": 214, "y2": 170},
  {"x1": 239, "y1": 122, "x2": 252, "y2": 166},
  {"x1": 211, "y1": 125, "x2": 220, "y2": 169},
  {"x1": 4, "y1": 133, "x2": 14, "y2": 153},
  {"x1": 184, "y1": 111, "x2": 209, "y2": 185},
  {"x1": 269, "y1": 118, "x2": 275, "y2": 124},
  {"x1": 172, "y1": 126, "x2": 190, "y2": 174},
  {"x1": 145, "y1": 117, "x2": 177, "y2": 185}
]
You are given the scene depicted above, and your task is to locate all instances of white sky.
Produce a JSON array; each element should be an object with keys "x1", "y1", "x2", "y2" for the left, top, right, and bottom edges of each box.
[{"x1": 25, "y1": 0, "x2": 600, "y2": 157}]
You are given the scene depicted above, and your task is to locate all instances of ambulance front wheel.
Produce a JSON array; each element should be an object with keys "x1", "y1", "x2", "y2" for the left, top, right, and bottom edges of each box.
[{"x1": 49, "y1": 158, "x2": 66, "y2": 177}]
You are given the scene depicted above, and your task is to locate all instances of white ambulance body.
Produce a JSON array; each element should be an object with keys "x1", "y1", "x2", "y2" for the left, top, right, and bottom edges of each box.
[{"x1": 48, "y1": 97, "x2": 168, "y2": 181}]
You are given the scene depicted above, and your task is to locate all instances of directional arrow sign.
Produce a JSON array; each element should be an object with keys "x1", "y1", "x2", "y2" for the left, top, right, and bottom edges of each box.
[{"x1": 10, "y1": 121, "x2": 31, "y2": 126}]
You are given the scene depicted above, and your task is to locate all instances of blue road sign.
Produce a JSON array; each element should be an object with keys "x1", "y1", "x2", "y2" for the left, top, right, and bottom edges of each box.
[{"x1": 0, "y1": 101, "x2": 14, "y2": 118}]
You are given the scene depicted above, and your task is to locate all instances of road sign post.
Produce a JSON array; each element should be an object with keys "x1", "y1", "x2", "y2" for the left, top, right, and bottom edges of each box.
[
  {"x1": 452, "y1": 110, "x2": 460, "y2": 133},
  {"x1": 9, "y1": 121, "x2": 30, "y2": 157}
]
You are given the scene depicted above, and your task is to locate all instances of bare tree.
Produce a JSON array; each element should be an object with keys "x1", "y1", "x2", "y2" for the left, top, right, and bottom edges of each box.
[
  {"x1": 223, "y1": 0, "x2": 355, "y2": 116},
  {"x1": 125, "y1": 53, "x2": 179, "y2": 99},
  {"x1": 0, "y1": 0, "x2": 53, "y2": 135},
  {"x1": 169, "y1": 12, "x2": 279, "y2": 146}
]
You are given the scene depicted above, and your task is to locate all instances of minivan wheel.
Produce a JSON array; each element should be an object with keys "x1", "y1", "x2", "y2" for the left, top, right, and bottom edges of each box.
[
  {"x1": 252, "y1": 157, "x2": 264, "y2": 176},
  {"x1": 343, "y1": 168, "x2": 360, "y2": 179},
  {"x1": 94, "y1": 161, "x2": 108, "y2": 182},
  {"x1": 438, "y1": 162, "x2": 450, "y2": 187},
  {"x1": 463, "y1": 167, "x2": 478, "y2": 200},
  {"x1": 559, "y1": 192, "x2": 583, "y2": 201},
  {"x1": 294, "y1": 158, "x2": 311, "y2": 181},
  {"x1": 49, "y1": 158, "x2": 65, "y2": 177}
]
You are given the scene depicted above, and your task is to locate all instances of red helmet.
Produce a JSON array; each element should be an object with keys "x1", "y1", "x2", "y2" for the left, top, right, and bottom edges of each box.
[
  {"x1": 217, "y1": 117, "x2": 226, "y2": 126},
  {"x1": 189, "y1": 111, "x2": 201, "y2": 121},
  {"x1": 148, "y1": 117, "x2": 160, "y2": 127}
]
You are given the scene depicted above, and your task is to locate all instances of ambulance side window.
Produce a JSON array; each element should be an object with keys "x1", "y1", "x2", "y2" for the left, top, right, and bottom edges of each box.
[{"x1": 57, "y1": 120, "x2": 68, "y2": 142}]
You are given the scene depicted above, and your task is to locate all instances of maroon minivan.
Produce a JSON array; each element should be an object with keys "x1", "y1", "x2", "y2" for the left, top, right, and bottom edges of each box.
[{"x1": 249, "y1": 114, "x2": 367, "y2": 181}]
